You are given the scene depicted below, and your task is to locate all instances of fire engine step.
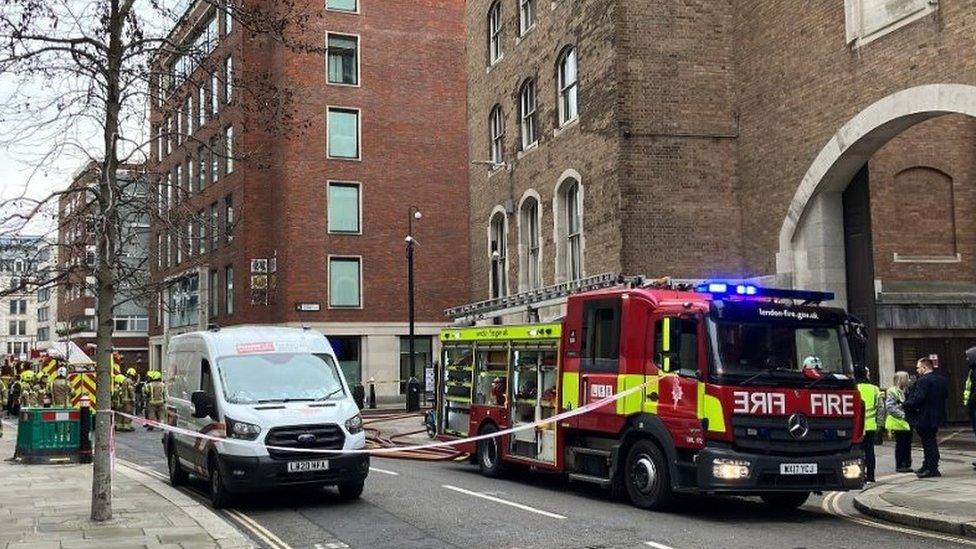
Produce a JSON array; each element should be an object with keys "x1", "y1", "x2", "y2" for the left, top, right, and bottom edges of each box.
[
  {"x1": 568, "y1": 473, "x2": 612, "y2": 487},
  {"x1": 568, "y1": 447, "x2": 611, "y2": 458}
]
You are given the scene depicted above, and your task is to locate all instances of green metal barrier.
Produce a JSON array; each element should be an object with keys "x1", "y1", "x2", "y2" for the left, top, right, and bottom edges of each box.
[{"x1": 14, "y1": 407, "x2": 81, "y2": 464}]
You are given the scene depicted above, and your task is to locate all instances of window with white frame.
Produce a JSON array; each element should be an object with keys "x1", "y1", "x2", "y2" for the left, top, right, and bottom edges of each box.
[
  {"x1": 328, "y1": 108, "x2": 360, "y2": 159},
  {"x1": 519, "y1": 196, "x2": 541, "y2": 290},
  {"x1": 328, "y1": 182, "x2": 361, "y2": 233},
  {"x1": 38, "y1": 306, "x2": 49, "y2": 322},
  {"x1": 557, "y1": 47, "x2": 578, "y2": 126},
  {"x1": 211, "y1": 136, "x2": 219, "y2": 183},
  {"x1": 8, "y1": 299, "x2": 26, "y2": 315},
  {"x1": 225, "y1": 264, "x2": 234, "y2": 315},
  {"x1": 197, "y1": 211, "x2": 207, "y2": 255},
  {"x1": 519, "y1": 0, "x2": 535, "y2": 35},
  {"x1": 327, "y1": 0, "x2": 357, "y2": 12},
  {"x1": 489, "y1": 211, "x2": 507, "y2": 299},
  {"x1": 487, "y1": 1, "x2": 502, "y2": 64},
  {"x1": 114, "y1": 316, "x2": 149, "y2": 332},
  {"x1": 557, "y1": 177, "x2": 583, "y2": 282},
  {"x1": 329, "y1": 257, "x2": 361, "y2": 308},
  {"x1": 224, "y1": 125, "x2": 234, "y2": 175},
  {"x1": 844, "y1": 0, "x2": 935, "y2": 47},
  {"x1": 225, "y1": 56, "x2": 233, "y2": 103},
  {"x1": 489, "y1": 104, "x2": 504, "y2": 165},
  {"x1": 211, "y1": 72, "x2": 219, "y2": 115},
  {"x1": 198, "y1": 146, "x2": 207, "y2": 190},
  {"x1": 327, "y1": 34, "x2": 359, "y2": 86},
  {"x1": 198, "y1": 85, "x2": 206, "y2": 126},
  {"x1": 8, "y1": 320, "x2": 27, "y2": 336},
  {"x1": 519, "y1": 79, "x2": 537, "y2": 150}
]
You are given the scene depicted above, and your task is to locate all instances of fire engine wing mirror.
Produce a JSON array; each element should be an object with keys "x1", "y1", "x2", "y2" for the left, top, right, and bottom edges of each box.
[{"x1": 190, "y1": 391, "x2": 215, "y2": 419}]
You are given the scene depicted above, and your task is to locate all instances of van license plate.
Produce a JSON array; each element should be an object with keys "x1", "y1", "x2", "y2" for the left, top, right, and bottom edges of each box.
[
  {"x1": 780, "y1": 463, "x2": 817, "y2": 475},
  {"x1": 287, "y1": 460, "x2": 330, "y2": 473}
]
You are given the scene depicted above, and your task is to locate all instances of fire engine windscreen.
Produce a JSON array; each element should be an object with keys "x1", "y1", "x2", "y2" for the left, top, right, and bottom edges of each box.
[
  {"x1": 710, "y1": 322, "x2": 853, "y2": 378},
  {"x1": 218, "y1": 353, "x2": 346, "y2": 404}
]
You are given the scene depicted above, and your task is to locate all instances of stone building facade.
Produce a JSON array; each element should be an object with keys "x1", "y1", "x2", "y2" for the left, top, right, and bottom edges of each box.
[{"x1": 464, "y1": 0, "x2": 976, "y2": 417}]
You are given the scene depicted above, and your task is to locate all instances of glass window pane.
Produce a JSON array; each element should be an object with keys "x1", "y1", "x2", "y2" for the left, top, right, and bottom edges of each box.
[
  {"x1": 327, "y1": 0, "x2": 357, "y2": 11},
  {"x1": 329, "y1": 336, "x2": 362, "y2": 385},
  {"x1": 328, "y1": 109, "x2": 359, "y2": 158},
  {"x1": 328, "y1": 183, "x2": 360, "y2": 233},
  {"x1": 328, "y1": 35, "x2": 358, "y2": 85},
  {"x1": 330, "y1": 258, "x2": 361, "y2": 307}
]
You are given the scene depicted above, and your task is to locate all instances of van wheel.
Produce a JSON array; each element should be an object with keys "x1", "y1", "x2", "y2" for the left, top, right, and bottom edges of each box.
[
  {"x1": 760, "y1": 491, "x2": 810, "y2": 510},
  {"x1": 208, "y1": 456, "x2": 232, "y2": 509},
  {"x1": 167, "y1": 443, "x2": 188, "y2": 487},
  {"x1": 337, "y1": 480, "x2": 365, "y2": 500},
  {"x1": 477, "y1": 424, "x2": 506, "y2": 478},
  {"x1": 623, "y1": 439, "x2": 673, "y2": 510}
]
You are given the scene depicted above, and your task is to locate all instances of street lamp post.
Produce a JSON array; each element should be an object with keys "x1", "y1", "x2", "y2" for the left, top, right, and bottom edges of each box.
[{"x1": 405, "y1": 206, "x2": 422, "y2": 412}]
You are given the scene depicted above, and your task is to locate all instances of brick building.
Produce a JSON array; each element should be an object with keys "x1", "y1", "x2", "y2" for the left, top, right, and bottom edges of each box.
[
  {"x1": 147, "y1": 0, "x2": 469, "y2": 398},
  {"x1": 0, "y1": 236, "x2": 44, "y2": 361},
  {"x1": 464, "y1": 0, "x2": 976, "y2": 416},
  {"x1": 56, "y1": 162, "x2": 151, "y2": 370}
]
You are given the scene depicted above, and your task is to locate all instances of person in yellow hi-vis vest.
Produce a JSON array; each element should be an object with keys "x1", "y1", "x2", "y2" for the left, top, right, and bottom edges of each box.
[
  {"x1": 857, "y1": 365, "x2": 881, "y2": 483},
  {"x1": 112, "y1": 373, "x2": 135, "y2": 431},
  {"x1": 885, "y1": 371, "x2": 912, "y2": 472},
  {"x1": 16, "y1": 370, "x2": 36, "y2": 410},
  {"x1": 143, "y1": 371, "x2": 167, "y2": 431},
  {"x1": 51, "y1": 367, "x2": 72, "y2": 409}
]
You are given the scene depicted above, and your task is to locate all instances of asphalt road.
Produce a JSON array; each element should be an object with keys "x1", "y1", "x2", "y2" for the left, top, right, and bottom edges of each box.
[{"x1": 113, "y1": 427, "x2": 976, "y2": 549}]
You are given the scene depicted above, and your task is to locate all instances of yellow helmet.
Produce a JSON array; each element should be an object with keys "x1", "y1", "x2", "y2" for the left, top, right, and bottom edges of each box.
[
  {"x1": 21, "y1": 371, "x2": 34, "y2": 382},
  {"x1": 151, "y1": 371, "x2": 163, "y2": 381},
  {"x1": 126, "y1": 368, "x2": 137, "y2": 377},
  {"x1": 114, "y1": 374, "x2": 125, "y2": 385}
]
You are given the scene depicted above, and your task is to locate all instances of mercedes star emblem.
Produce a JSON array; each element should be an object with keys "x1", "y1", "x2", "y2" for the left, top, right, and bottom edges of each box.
[{"x1": 787, "y1": 413, "x2": 810, "y2": 440}]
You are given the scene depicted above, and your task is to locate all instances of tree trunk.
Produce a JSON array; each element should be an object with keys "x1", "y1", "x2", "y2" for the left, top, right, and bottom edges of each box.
[{"x1": 91, "y1": 0, "x2": 126, "y2": 523}]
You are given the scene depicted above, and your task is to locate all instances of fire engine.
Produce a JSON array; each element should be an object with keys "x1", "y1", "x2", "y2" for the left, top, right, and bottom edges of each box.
[{"x1": 436, "y1": 275, "x2": 867, "y2": 510}]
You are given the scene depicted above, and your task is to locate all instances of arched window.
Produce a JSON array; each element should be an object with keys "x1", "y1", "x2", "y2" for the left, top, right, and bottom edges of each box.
[
  {"x1": 519, "y1": 194, "x2": 541, "y2": 290},
  {"x1": 487, "y1": 1, "x2": 502, "y2": 65},
  {"x1": 489, "y1": 211, "x2": 508, "y2": 298},
  {"x1": 489, "y1": 104, "x2": 505, "y2": 165},
  {"x1": 557, "y1": 47, "x2": 578, "y2": 126},
  {"x1": 519, "y1": 78, "x2": 537, "y2": 150},
  {"x1": 555, "y1": 176, "x2": 583, "y2": 282}
]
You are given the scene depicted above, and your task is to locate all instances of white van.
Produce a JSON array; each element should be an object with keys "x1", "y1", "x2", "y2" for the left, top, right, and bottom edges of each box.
[{"x1": 161, "y1": 326, "x2": 368, "y2": 508}]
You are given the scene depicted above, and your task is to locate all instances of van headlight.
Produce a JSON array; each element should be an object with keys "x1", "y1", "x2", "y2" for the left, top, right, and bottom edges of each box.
[
  {"x1": 225, "y1": 417, "x2": 261, "y2": 440},
  {"x1": 842, "y1": 458, "x2": 864, "y2": 480},
  {"x1": 345, "y1": 413, "x2": 364, "y2": 435},
  {"x1": 712, "y1": 458, "x2": 751, "y2": 480}
]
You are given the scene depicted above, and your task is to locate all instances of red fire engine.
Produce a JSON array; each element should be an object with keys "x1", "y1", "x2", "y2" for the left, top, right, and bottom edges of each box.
[{"x1": 436, "y1": 276, "x2": 866, "y2": 510}]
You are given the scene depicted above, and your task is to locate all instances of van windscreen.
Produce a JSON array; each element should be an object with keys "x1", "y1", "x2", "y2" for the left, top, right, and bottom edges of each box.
[{"x1": 218, "y1": 353, "x2": 346, "y2": 404}]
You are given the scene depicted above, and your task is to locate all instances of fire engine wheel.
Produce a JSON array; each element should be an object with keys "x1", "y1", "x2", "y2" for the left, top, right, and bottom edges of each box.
[
  {"x1": 208, "y1": 455, "x2": 233, "y2": 509},
  {"x1": 624, "y1": 440, "x2": 673, "y2": 510},
  {"x1": 167, "y1": 443, "x2": 188, "y2": 487},
  {"x1": 759, "y1": 491, "x2": 810, "y2": 510},
  {"x1": 477, "y1": 424, "x2": 506, "y2": 478}
]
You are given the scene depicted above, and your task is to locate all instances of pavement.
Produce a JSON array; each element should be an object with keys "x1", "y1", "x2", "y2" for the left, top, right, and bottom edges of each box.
[
  {"x1": 854, "y1": 435, "x2": 976, "y2": 538},
  {"x1": 0, "y1": 418, "x2": 253, "y2": 549}
]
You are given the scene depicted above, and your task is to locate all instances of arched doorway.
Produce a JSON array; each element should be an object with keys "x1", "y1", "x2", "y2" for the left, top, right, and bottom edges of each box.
[{"x1": 777, "y1": 84, "x2": 976, "y2": 419}]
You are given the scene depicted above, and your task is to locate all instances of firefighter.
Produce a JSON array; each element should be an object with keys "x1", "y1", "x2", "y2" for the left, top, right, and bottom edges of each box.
[
  {"x1": 0, "y1": 375, "x2": 7, "y2": 414},
  {"x1": 112, "y1": 373, "x2": 135, "y2": 432},
  {"x1": 143, "y1": 371, "x2": 167, "y2": 430},
  {"x1": 14, "y1": 370, "x2": 34, "y2": 412},
  {"x1": 51, "y1": 367, "x2": 72, "y2": 409},
  {"x1": 33, "y1": 372, "x2": 50, "y2": 407},
  {"x1": 857, "y1": 366, "x2": 881, "y2": 483}
]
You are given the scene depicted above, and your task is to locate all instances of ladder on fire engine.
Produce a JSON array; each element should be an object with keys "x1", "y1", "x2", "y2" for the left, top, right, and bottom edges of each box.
[{"x1": 445, "y1": 273, "x2": 700, "y2": 323}]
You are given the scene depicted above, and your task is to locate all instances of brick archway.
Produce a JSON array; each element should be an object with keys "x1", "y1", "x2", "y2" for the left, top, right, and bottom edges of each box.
[{"x1": 775, "y1": 83, "x2": 976, "y2": 304}]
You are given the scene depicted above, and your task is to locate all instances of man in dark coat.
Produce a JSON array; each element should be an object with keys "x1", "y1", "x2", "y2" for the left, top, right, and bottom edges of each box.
[{"x1": 904, "y1": 357, "x2": 949, "y2": 478}]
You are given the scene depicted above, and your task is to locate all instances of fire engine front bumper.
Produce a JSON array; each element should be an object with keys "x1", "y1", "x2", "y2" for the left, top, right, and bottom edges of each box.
[{"x1": 694, "y1": 446, "x2": 865, "y2": 493}]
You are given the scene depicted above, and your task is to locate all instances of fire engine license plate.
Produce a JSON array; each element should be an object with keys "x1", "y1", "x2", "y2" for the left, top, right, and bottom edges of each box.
[
  {"x1": 780, "y1": 463, "x2": 818, "y2": 475},
  {"x1": 287, "y1": 460, "x2": 330, "y2": 473}
]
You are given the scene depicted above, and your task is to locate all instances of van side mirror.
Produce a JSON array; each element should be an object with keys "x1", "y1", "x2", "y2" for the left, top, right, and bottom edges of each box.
[{"x1": 190, "y1": 391, "x2": 215, "y2": 419}]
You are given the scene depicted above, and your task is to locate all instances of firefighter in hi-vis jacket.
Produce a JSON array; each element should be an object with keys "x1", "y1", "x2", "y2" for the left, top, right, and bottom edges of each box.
[
  {"x1": 143, "y1": 371, "x2": 167, "y2": 430},
  {"x1": 51, "y1": 367, "x2": 72, "y2": 408}
]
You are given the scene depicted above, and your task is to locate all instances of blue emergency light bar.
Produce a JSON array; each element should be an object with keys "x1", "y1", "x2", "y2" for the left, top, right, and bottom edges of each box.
[{"x1": 695, "y1": 282, "x2": 835, "y2": 303}]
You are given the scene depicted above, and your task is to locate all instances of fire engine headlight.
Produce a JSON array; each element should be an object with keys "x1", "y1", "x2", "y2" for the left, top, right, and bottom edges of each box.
[
  {"x1": 226, "y1": 417, "x2": 261, "y2": 440},
  {"x1": 345, "y1": 413, "x2": 364, "y2": 435},
  {"x1": 712, "y1": 458, "x2": 751, "y2": 480},
  {"x1": 842, "y1": 458, "x2": 864, "y2": 480}
]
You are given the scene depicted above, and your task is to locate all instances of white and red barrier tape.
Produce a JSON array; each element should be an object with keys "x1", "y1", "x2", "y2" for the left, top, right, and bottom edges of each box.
[{"x1": 114, "y1": 380, "x2": 650, "y2": 456}]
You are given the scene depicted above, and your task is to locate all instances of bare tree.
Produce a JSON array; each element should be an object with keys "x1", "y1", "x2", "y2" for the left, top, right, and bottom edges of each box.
[{"x1": 0, "y1": 0, "x2": 320, "y2": 521}]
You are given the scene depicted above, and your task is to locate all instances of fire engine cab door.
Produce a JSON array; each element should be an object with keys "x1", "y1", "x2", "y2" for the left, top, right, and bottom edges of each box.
[
  {"x1": 577, "y1": 298, "x2": 624, "y2": 432},
  {"x1": 651, "y1": 315, "x2": 706, "y2": 448}
]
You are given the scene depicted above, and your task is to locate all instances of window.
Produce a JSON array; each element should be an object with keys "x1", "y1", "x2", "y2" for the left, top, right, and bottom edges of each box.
[
  {"x1": 327, "y1": 0, "x2": 357, "y2": 11},
  {"x1": 327, "y1": 108, "x2": 360, "y2": 159},
  {"x1": 556, "y1": 177, "x2": 583, "y2": 282},
  {"x1": 489, "y1": 211, "x2": 507, "y2": 299},
  {"x1": 37, "y1": 327, "x2": 49, "y2": 343},
  {"x1": 487, "y1": 2, "x2": 502, "y2": 64},
  {"x1": 156, "y1": 126, "x2": 164, "y2": 162},
  {"x1": 330, "y1": 336, "x2": 362, "y2": 386},
  {"x1": 38, "y1": 306, "x2": 48, "y2": 322},
  {"x1": 225, "y1": 56, "x2": 233, "y2": 103},
  {"x1": 224, "y1": 194, "x2": 234, "y2": 243},
  {"x1": 519, "y1": 79, "x2": 537, "y2": 150},
  {"x1": 519, "y1": 0, "x2": 535, "y2": 35},
  {"x1": 398, "y1": 336, "x2": 432, "y2": 394},
  {"x1": 9, "y1": 299, "x2": 26, "y2": 315},
  {"x1": 165, "y1": 116, "x2": 172, "y2": 154},
  {"x1": 188, "y1": 93, "x2": 195, "y2": 134},
  {"x1": 114, "y1": 316, "x2": 149, "y2": 332},
  {"x1": 210, "y1": 203, "x2": 219, "y2": 249},
  {"x1": 224, "y1": 125, "x2": 234, "y2": 175},
  {"x1": 845, "y1": 0, "x2": 936, "y2": 47},
  {"x1": 8, "y1": 320, "x2": 27, "y2": 336},
  {"x1": 208, "y1": 269, "x2": 218, "y2": 318},
  {"x1": 187, "y1": 157, "x2": 195, "y2": 194},
  {"x1": 223, "y1": 4, "x2": 233, "y2": 35},
  {"x1": 581, "y1": 298, "x2": 620, "y2": 373},
  {"x1": 329, "y1": 257, "x2": 361, "y2": 308},
  {"x1": 489, "y1": 105, "x2": 504, "y2": 165},
  {"x1": 211, "y1": 72, "x2": 219, "y2": 115},
  {"x1": 654, "y1": 316, "x2": 699, "y2": 377},
  {"x1": 187, "y1": 219, "x2": 194, "y2": 257},
  {"x1": 197, "y1": 146, "x2": 206, "y2": 191},
  {"x1": 327, "y1": 34, "x2": 359, "y2": 86},
  {"x1": 328, "y1": 182, "x2": 361, "y2": 233},
  {"x1": 168, "y1": 275, "x2": 199, "y2": 328},
  {"x1": 198, "y1": 85, "x2": 206, "y2": 126},
  {"x1": 210, "y1": 136, "x2": 219, "y2": 183},
  {"x1": 176, "y1": 107, "x2": 183, "y2": 145},
  {"x1": 197, "y1": 211, "x2": 207, "y2": 255},
  {"x1": 520, "y1": 196, "x2": 541, "y2": 290},
  {"x1": 557, "y1": 47, "x2": 578, "y2": 126},
  {"x1": 224, "y1": 264, "x2": 234, "y2": 315}
]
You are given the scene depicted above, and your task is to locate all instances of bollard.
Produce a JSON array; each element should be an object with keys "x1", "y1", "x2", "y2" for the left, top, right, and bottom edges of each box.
[
  {"x1": 368, "y1": 382, "x2": 377, "y2": 409},
  {"x1": 352, "y1": 384, "x2": 365, "y2": 410},
  {"x1": 406, "y1": 377, "x2": 421, "y2": 412},
  {"x1": 78, "y1": 396, "x2": 92, "y2": 464}
]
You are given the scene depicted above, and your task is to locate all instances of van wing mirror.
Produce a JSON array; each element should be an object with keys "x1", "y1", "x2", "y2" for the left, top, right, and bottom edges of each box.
[{"x1": 190, "y1": 391, "x2": 214, "y2": 419}]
